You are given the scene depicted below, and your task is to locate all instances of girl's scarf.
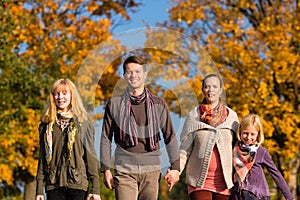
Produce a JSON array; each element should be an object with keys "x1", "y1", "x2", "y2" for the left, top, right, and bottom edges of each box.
[
  {"x1": 119, "y1": 88, "x2": 159, "y2": 150},
  {"x1": 233, "y1": 142, "x2": 259, "y2": 185},
  {"x1": 198, "y1": 99, "x2": 228, "y2": 127},
  {"x1": 44, "y1": 110, "x2": 77, "y2": 165}
]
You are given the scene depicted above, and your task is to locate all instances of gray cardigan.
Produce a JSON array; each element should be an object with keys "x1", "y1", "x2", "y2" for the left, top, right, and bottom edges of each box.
[{"x1": 180, "y1": 106, "x2": 239, "y2": 189}]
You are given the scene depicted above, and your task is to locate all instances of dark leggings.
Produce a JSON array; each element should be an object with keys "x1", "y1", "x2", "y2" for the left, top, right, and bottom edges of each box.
[
  {"x1": 47, "y1": 187, "x2": 87, "y2": 200},
  {"x1": 189, "y1": 190, "x2": 230, "y2": 200}
]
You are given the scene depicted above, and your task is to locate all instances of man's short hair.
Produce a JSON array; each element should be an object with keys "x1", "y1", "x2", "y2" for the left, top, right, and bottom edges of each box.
[{"x1": 122, "y1": 55, "x2": 146, "y2": 74}]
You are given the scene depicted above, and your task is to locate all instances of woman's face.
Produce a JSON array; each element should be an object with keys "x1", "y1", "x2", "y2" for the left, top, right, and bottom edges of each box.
[
  {"x1": 202, "y1": 76, "x2": 223, "y2": 105},
  {"x1": 53, "y1": 86, "x2": 71, "y2": 112},
  {"x1": 240, "y1": 125, "x2": 258, "y2": 145}
]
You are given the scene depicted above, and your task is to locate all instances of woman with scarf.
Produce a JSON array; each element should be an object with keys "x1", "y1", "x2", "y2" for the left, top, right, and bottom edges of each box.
[
  {"x1": 35, "y1": 79, "x2": 101, "y2": 200},
  {"x1": 177, "y1": 74, "x2": 239, "y2": 200},
  {"x1": 231, "y1": 114, "x2": 294, "y2": 200}
]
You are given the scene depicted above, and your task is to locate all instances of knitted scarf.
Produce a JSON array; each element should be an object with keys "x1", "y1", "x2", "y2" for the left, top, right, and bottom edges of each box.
[
  {"x1": 119, "y1": 88, "x2": 159, "y2": 150},
  {"x1": 233, "y1": 142, "x2": 259, "y2": 185},
  {"x1": 198, "y1": 99, "x2": 228, "y2": 127},
  {"x1": 44, "y1": 110, "x2": 77, "y2": 165}
]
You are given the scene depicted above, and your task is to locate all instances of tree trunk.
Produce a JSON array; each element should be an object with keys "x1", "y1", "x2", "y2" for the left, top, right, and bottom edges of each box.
[
  {"x1": 282, "y1": 157, "x2": 300, "y2": 200},
  {"x1": 24, "y1": 178, "x2": 36, "y2": 200}
]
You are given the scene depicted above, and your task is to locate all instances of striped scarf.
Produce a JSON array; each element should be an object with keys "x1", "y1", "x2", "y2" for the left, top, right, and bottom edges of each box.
[
  {"x1": 44, "y1": 110, "x2": 77, "y2": 165},
  {"x1": 198, "y1": 99, "x2": 228, "y2": 127},
  {"x1": 119, "y1": 88, "x2": 159, "y2": 150},
  {"x1": 233, "y1": 142, "x2": 259, "y2": 185}
]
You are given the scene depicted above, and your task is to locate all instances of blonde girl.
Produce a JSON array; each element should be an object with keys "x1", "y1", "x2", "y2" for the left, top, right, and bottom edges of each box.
[{"x1": 231, "y1": 114, "x2": 294, "y2": 200}]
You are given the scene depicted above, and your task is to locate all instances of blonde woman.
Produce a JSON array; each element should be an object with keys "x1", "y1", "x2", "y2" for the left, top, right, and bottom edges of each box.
[
  {"x1": 35, "y1": 78, "x2": 101, "y2": 200},
  {"x1": 231, "y1": 114, "x2": 294, "y2": 200}
]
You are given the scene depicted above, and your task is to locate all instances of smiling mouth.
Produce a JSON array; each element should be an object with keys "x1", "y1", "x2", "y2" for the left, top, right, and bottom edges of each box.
[
  {"x1": 130, "y1": 80, "x2": 138, "y2": 84},
  {"x1": 244, "y1": 141, "x2": 252, "y2": 145}
]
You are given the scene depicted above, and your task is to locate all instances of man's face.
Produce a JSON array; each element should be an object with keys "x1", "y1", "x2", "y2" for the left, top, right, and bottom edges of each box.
[{"x1": 124, "y1": 63, "x2": 147, "y2": 91}]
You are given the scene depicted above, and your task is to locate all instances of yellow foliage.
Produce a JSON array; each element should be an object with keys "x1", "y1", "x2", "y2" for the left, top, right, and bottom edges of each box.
[
  {"x1": 0, "y1": 165, "x2": 13, "y2": 185},
  {"x1": 257, "y1": 82, "x2": 269, "y2": 99}
]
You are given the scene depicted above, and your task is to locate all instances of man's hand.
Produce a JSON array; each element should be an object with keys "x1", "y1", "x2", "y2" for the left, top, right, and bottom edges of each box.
[
  {"x1": 164, "y1": 169, "x2": 180, "y2": 191},
  {"x1": 103, "y1": 170, "x2": 114, "y2": 190}
]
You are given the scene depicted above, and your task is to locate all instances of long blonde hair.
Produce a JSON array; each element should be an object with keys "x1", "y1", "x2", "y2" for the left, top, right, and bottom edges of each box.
[
  {"x1": 42, "y1": 78, "x2": 87, "y2": 123},
  {"x1": 237, "y1": 114, "x2": 265, "y2": 145}
]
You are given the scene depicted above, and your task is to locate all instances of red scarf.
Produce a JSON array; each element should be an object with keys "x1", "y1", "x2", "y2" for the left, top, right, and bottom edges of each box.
[{"x1": 198, "y1": 99, "x2": 228, "y2": 127}]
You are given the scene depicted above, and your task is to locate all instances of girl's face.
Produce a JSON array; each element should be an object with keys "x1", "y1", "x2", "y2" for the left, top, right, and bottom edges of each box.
[
  {"x1": 53, "y1": 86, "x2": 71, "y2": 112},
  {"x1": 202, "y1": 77, "x2": 223, "y2": 105},
  {"x1": 240, "y1": 125, "x2": 258, "y2": 145}
]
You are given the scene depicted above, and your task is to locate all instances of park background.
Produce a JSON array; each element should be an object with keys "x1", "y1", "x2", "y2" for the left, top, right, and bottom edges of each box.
[{"x1": 0, "y1": 0, "x2": 299, "y2": 199}]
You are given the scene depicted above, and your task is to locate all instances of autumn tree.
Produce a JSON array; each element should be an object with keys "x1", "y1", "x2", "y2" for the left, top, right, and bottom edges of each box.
[
  {"x1": 0, "y1": 0, "x2": 140, "y2": 199},
  {"x1": 161, "y1": 0, "x2": 300, "y2": 198}
]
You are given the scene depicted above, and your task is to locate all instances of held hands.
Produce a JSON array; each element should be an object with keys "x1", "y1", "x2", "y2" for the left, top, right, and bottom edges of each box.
[
  {"x1": 164, "y1": 169, "x2": 180, "y2": 191},
  {"x1": 103, "y1": 170, "x2": 114, "y2": 190},
  {"x1": 87, "y1": 194, "x2": 101, "y2": 200}
]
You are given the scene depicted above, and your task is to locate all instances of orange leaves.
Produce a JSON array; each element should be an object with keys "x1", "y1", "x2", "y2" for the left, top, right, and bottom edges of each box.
[
  {"x1": 5, "y1": 0, "x2": 117, "y2": 82},
  {"x1": 0, "y1": 165, "x2": 13, "y2": 185},
  {"x1": 169, "y1": 0, "x2": 205, "y2": 25},
  {"x1": 0, "y1": 108, "x2": 40, "y2": 184},
  {"x1": 257, "y1": 82, "x2": 269, "y2": 100},
  {"x1": 87, "y1": 2, "x2": 99, "y2": 13},
  {"x1": 221, "y1": 20, "x2": 236, "y2": 33}
]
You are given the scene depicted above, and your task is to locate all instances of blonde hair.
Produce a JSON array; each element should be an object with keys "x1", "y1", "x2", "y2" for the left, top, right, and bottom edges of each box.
[
  {"x1": 237, "y1": 114, "x2": 265, "y2": 145},
  {"x1": 42, "y1": 78, "x2": 87, "y2": 123}
]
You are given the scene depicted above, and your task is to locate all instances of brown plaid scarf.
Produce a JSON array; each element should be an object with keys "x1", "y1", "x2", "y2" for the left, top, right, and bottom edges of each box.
[
  {"x1": 198, "y1": 98, "x2": 228, "y2": 127},
  {"x1": 120, "y1": 88, "x2": 160, "y2": 150}
]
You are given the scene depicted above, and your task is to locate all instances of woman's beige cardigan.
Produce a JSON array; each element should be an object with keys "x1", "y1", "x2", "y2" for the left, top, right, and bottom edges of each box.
[{"x1": 180, "y1": 106, "x2": 239, "y2": 189}]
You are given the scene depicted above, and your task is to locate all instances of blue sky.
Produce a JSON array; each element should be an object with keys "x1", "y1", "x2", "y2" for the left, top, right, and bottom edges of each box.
[{"x1": 112, "y1": 0, "x2": 170, "y2": 34}]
